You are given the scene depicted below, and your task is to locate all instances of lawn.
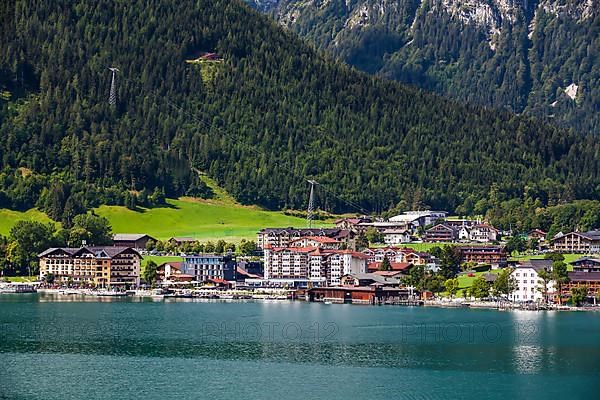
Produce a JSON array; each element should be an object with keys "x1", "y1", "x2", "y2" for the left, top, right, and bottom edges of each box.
[
  {"x1": 141, "y1": 255, "x2": 183, "y2": 268},
  {"x1": 1, "y1": 276, "x2": 39, "y2": 283},
  {"x1": 508, "y1": 253, "x2": 583, "y2": 266},
  {"x1": 456, "y1": 270, "x2": 501, "y2": 290},
  {"x1": 0, "y1": 208, "x2": 55, "y2": 236}
]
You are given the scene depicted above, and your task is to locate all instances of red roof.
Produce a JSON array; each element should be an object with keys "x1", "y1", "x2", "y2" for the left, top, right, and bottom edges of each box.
[
  {"x1": 290, "y1": 236, "x2": 341, "y2": 243},
  {"x1": 208, "y1": 278, "x2": 230, "y2": 285},
  {"x1": 236, "y1": 267, "x2": 262, "y2": 279},
  {"x1": 367, "y1": 262, "x2": 413, "y2": 272},
  {"x1": 373, "y1": 271, "x2": 403, "y2": 277},
  {"x1": 339, "y1": 250, "x2": 369, "y2": 259},
  {"x1": 157, "y1": 262, "x2": 183, "y2": 271},
  {"x1": 268, "y1": 246, "x2": 319, "y2": 253}
]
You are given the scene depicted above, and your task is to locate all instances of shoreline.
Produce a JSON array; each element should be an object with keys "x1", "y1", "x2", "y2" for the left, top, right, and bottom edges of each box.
[{"x1": 3, "y1": 289, "x2": 599, "y2": 312}]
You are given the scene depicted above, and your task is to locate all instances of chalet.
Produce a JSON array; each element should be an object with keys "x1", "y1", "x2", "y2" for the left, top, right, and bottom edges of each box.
[
  {"x1": 113, "y1": 234, "x2": 156, "y2": 250},
  {"x1": 156, "y1": 261, "x2": 194, "y2": 285},
  {"x1": 335, "y1": 216, "x2": 372, "y2": 231},
  {"x1": 468, "y1": 224, "x2": 499, "y2": 242},
  {"x1": 362, "y1": 247, "x2": 431, "y2": 266},
  {"x1": 362, "y1": 247, "x2": 405, "y2": 263},
  {"x1": 571, "y1": 257, "x2": 600, "y2": 273},
  {"x1": 527, "y1": 229, "x2": 547, "y2": 241},
  {"x1": 372, "y1": 270, "x2": 405, "y2": 279},
  {"x1": 340, "y1": 273, "x2": 401, "y2": 287},
  {"x1": 403, "y1": 251, "x2": 432, "y2": 266},
  {"x1": 199, "y1": 52, "x2": 221, "y2": 61},
  {"x1": 458, "y1": 224, "x2": 499, "y2": 242},
  {"x1": 367, "y1": 261, "x2": 414, "y2": 274},
  {"x1": 551, "y1": 231, "x2": 600, "y2": 253},
  {"x1": 169, "y1": 237, "x2": 197, "y2": 246},
  {"x1": 423, "y1": 224, "x2": 457, "y2": 242},
  {"x1": 564, "y1": 272, "x2": 600, "y2": 300},
  {"x1": 458, "y1": 245, "x2": 507, "y2": 269},
  {"x1": 382, "y1": 229, "x2": 411, "y2": 244}
]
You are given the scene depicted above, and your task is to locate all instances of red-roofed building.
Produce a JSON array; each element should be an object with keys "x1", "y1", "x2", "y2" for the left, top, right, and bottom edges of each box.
[
  {"x1": 263, "y1": 246, "x2": 367, "y2": 286},
  {"x1": 367, "y1": 262, "x2": 414, "y2": 273},
  {"x1": 527, "y1": 229, "x2": 547, "y2": 241},
  {"x1": 156, "y1": 262, "x2": 194, "y2": 285}
]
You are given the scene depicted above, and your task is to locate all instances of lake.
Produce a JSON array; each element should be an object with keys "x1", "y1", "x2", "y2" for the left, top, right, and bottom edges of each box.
[{"x1": 1, "y1": 293, "x2": 599, "y2": 399}]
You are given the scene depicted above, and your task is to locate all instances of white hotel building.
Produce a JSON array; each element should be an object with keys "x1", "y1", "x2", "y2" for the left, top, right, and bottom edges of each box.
[{"x1": 509, "y1": 260, "x2": 555, "y2": 302}]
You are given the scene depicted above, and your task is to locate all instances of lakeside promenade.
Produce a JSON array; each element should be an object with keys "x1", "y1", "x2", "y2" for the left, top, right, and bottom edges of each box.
[{"x1": 2, "y1": 287, "x2": 598, "y2": 312}]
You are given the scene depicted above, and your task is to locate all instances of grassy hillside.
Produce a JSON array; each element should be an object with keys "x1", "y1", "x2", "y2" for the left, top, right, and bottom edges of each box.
[
  {"x1": 0, "y1": 209, "x2": 54, "y2": 236},
  {"x1": 96, "y1": 197, "x2": 327, "y2": 242},
  {"x1": 0, "y1": 198, "x2": 327, "y2": 242},
  {"x1": 0, "y1": 175, "x2": 332, "y2": 242}
]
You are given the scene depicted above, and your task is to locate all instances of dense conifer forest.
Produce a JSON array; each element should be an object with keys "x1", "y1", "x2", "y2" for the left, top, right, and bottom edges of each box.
[
  {"x1": 0, "y1": 0, "x2": 598, "y2": 222},
  {"x1": 252, "y1": 0, "x2": 600, "y2": 136}
]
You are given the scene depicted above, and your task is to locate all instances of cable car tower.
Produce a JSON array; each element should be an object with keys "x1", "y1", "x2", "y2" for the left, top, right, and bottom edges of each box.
[
  {"x1": 109, "y1": 67, "x2": 119, "y2": 107},
  {"x1": 307, "y1": 180, "x2": 318, "y2": 228}
]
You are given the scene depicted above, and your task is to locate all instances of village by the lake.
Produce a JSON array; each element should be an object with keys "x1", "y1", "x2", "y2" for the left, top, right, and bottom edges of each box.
[{"x1": 3, "y1": 209, "x2": 599, "y2": 311}]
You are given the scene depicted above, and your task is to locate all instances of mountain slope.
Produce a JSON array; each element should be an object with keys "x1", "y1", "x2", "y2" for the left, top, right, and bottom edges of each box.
[
  {"x1": 0, "y1": 0, "x2": 598, "y2": 221},
  {"x1": 252, "y1": 0, "x2": 599, "y2": 135}
]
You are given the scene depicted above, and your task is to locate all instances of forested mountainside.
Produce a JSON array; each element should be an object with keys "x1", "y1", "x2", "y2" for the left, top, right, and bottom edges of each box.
[
  {"x1": 250, "y1": 0, "x2": 600, "y2": 135},
  {"x1": 0, "y1": 0, "x2": 598, "y2": 224}
]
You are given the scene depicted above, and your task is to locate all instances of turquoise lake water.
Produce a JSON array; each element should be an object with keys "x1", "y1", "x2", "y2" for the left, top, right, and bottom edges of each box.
[{"x1": 1, "y1": 294, "x2": 599, "y2": 399}]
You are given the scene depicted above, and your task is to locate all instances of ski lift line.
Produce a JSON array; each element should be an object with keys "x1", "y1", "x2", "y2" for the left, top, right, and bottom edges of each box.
[{"x1": 105, "y1": 67, "x2": 372, "y2": 216}]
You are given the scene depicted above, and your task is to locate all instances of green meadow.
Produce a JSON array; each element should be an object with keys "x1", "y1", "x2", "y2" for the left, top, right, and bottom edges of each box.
[
  {"x1": 0, "y1": 198, "x2": 332, "y2": 243},
  {"x1": 95, "y1": 197, "x2": 331, "y2": 242},
  {"x1": 0, "y1": 208, "x2": 55, "y2": 236}
]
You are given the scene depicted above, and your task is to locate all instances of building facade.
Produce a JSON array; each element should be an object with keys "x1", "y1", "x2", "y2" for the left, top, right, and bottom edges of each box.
[
  {"x1": 38, "y1": 247, "x2": 141, "y2": 287},
  {"x1": 571, "y1": 257, "x2": 600, "y2": 273},
  {"x1": 459, "y1": 246, "x2": 507, "y2": 268},
  {"x1": 389, "y1": 211, "x2": 448, "y2": 229},
  {"x1": 257, "y1": 228, "x2": 352, "y2": 249},
  {"x1": 289, "y1": 236, "x2": 343, "y2": 250},
  {"x1": 382, "y1": 229, "x2": 411, "y2": 244},
  {"x1": 112, "y1": 234, "x2": 156, "y2": 250},
  {"x1": 466, "y1": 224, "x2": 499, "y2": 242},
  {"x1": 423, "y1": 224, "x2": 457, "y2": 242},
  {"x1": 564, "y1": 272, "x2": 600, "y2": 300},
  {"x1": 551, "y1": 231, "x2": 600, "y2": 253},
  {"x1": 263, "y1": 246, "x2": 367, "y2": 286},
  {"x1": 509, "y1": 260, "x2": 555, "y2": 302},
  {"x1": 181, "y1": 254, "x2": 236, "y2": 282}
]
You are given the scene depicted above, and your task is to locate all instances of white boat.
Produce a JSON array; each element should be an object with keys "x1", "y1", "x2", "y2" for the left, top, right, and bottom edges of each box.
[
  {"x1": 324, "y1": 300, "x2": 333, "y2": 305},
  {"x1": 96, "y1": 291, "x2": 127, "y2": 297}
]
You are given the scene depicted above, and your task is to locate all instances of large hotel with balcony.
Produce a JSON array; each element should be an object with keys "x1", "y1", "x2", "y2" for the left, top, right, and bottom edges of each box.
[{"x1": 38, "y1": 247, "x2": 141, "y2": 287}]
